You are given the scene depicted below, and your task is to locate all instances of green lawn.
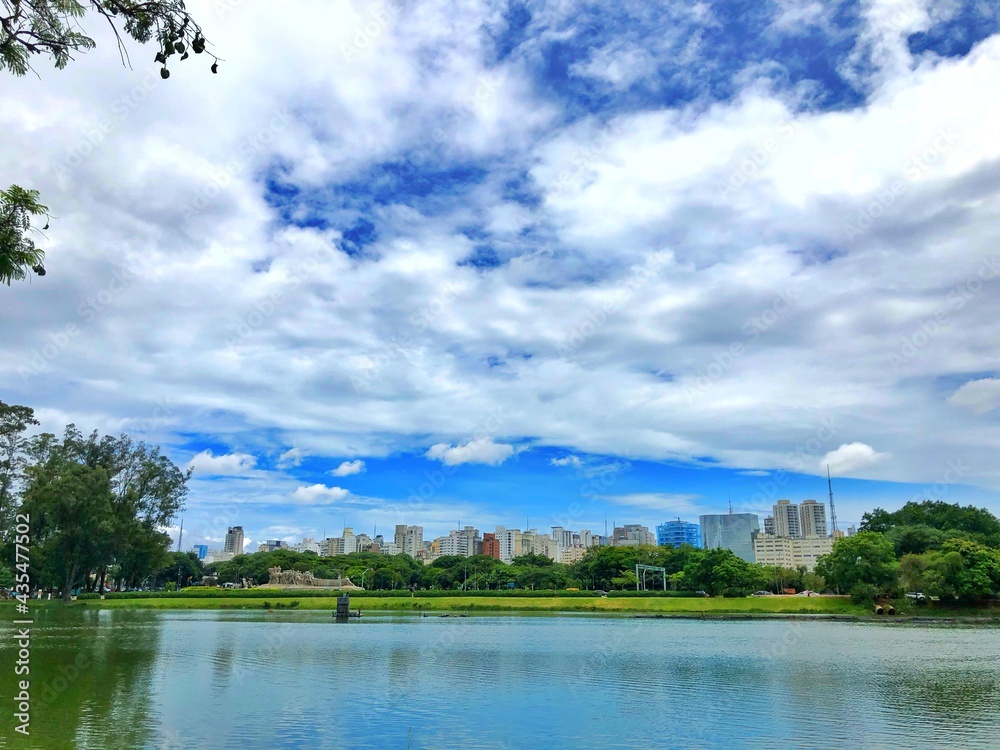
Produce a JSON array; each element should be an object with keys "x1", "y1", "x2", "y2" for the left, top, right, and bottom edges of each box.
[{"x1": 35, "y1": 594, "x2": 873, "y2": 615}]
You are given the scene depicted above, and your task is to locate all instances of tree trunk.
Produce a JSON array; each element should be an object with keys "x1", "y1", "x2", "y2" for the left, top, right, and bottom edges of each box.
[
  {"x1": 63, "y1": 562, "x2": 79, "y2": 602},
  {"x1": 98, "y1": 567, "x2": 107, "y2": 593}
]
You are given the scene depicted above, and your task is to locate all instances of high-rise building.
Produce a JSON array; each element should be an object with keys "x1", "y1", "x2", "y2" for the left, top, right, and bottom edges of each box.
[
  {"x1": 699, "y1": 513, "x2": 759, "y2": 563},
  {"x1": 191, "y1": 544, "x2": 208, "y2": 560},
  {"x1": 394, "y1": 524, "x2": 408, "y2": 551},
  {"x1": 223, "y1": 526, "x2": 244, "y2": 555},
  {"x1": 293, "y1": 538, "x2": 320, "y2": 554},
  {"x1": 753, "y1": 534, "x2": 833, "y2": 571},
  {"x1": 847, "y1": 525, "x2": 857, "y2": 537},
  {"x1": 656, "y1": 520, "x2": 702, "y2": 548},
  {"x1": 772, "y1": 500, "x2": 802, "y2": 538},
  {"x1": 342, "y1": 527, "x2": 356, "y2": 555},
  {"x1": 403, "y1": 526, "x2": 423, "y2": 557},
  {"x1": 482, "y1": 532, "x2": 500, "y2": 559},
  {"x1": 621, "y1": 524, "x2": 656, "y2": 546},
  {"x1": 799, "y1": 499, "x2": 828, "y2": 538},
  {"x1": 764, "y1": 516, "x2": 774, "y2": 535}
]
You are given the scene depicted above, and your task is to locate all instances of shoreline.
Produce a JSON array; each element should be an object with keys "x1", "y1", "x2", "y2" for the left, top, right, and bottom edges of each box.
[{"x1": 8, "y1": 595, "x2": 999, "y2": 622}]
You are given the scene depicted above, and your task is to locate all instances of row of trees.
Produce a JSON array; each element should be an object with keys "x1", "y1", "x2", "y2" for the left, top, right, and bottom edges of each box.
[
  {"x1": 815, "y1": 501, "x2": 1000, "y2": 603},
  {"x1": 206, "y1": 543, "x2": 791, "y2": 597},
  {"x1": 1, "y1": 401, "x2": 189, "y2": 599}
]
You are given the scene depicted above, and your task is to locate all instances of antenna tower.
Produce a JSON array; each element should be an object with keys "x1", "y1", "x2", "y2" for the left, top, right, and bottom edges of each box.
[{"x1": 827, "y1": 464, "x2": 838, "y2": 533}]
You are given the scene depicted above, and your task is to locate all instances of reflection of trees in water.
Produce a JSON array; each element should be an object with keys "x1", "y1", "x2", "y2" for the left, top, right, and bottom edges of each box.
[
  {"x1": 0, "y1": 608, "x2": 162, "y2": 750},
  {"x1": 880, "y1": 667, "x2": 1000, "y2": 720}
]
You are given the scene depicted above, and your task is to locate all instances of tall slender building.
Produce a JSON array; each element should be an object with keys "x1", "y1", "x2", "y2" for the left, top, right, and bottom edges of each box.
[
  {"x1": 772, "y1": 500, "x2": 802, "y2": 538},
  {"x1": 223, "y1": 526, "x2": 244, "y2": 555},
  {"x1": 799, "y1": 499, "x2": 828, "y2": 538}
]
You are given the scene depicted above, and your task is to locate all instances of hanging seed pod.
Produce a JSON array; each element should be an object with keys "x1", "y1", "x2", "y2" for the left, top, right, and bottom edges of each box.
[
  {"x1": 181, "y1": 52, "x2": 189, "y2": 61},
  {"x1": 161, "y1": 67, "x2": 170, "y2": 79},
  {"x1": 192, "y1": 37, "x2": 205, "y2": 54},
  {"x1": 211, "y1": 62, "x2": 218, "y2": 74},
  {"x1": 155, "y1": 51, "x2": 166, "y2": 64},
  {"x1": 33, "y1": 264, "x2": 46, "y2": 276},
  {"x1": 174, "y1": 41, "x2": 185, "y2": 54}
]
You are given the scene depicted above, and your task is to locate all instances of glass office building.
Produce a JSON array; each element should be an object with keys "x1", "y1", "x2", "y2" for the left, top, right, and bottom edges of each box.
[
  {"x1": 699, "y1": 513, "x2": 760, "y2": 563},
  {"x1": 656, "y1": 520, "x2": 702, "y2": 548}
]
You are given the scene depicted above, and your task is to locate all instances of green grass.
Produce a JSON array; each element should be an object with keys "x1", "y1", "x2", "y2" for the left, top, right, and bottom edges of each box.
[{"x1": 25, "y1": 594, "x2": 876, "y2": 615}]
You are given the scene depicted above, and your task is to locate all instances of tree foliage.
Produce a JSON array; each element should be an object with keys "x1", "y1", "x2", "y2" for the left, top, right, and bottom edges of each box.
[
  {"x1": 0, "y1": 400, "x2": 38, "y2": 534},
  {"x1": 814, "y1": 532, "x2": 899, "y2": 601},
  {"x1": 13, "y1": 419, "x2": 189, "y2": 598},
  {"x1": 0, "y1": 186, "x2": 48, "y2": 284},
  {"x1": 861, "y1": 500, "x2": 1000, "y2": 548}
]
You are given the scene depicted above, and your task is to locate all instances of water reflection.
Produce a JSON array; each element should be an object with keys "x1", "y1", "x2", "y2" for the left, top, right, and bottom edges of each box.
[
  {"x1": 1, "y1": 612, "x2": 999, "y2": 749},
  {"x1": 0, "y1": 608, "x2": 162, "y2": 750}
]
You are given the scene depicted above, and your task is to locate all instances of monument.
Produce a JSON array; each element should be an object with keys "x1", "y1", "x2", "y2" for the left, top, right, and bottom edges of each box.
[{"x1": 260, "y1": 566, "x2": 363, "y2": 590}]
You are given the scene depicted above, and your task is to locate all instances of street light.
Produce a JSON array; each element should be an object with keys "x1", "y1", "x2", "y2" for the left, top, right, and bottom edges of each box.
[{"x1": 360, "y1": 567, "x2": 373, "y2": 590}]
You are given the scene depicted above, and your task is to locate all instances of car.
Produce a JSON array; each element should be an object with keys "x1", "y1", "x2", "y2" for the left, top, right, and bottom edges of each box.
[
  {"x1": 752, "y1": 591, "x2": 774, "y2": 596},
  {"x1": 695, "y1": 590, "x2": 710, "y2": 597}
]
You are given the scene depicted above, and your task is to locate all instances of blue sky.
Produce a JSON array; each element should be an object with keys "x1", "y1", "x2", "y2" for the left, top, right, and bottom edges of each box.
[{"x1": 3, "y1": 0, "x2": 1000, "y2": 550}]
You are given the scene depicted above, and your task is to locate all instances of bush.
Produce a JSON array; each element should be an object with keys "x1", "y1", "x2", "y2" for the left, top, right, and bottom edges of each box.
[
  {"x1": 849, "y1": 583, "x2": 880, "y2": 604},
  {"x1": 605, "y1": 590, "x2": 701, "y2": 598}
]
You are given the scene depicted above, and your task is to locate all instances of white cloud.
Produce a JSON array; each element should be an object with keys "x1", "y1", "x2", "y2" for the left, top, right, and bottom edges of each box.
[
  {"x1": 331, "y1": 459, "x2": 366, "y2": 476},
  {"x1": 188, "y1": 450, "x2": 257, "y2": 476},
  {"x1": 822, "y1": 443, "x2": 891, "y2": 476},
  {"x1": 277, "y1": 447, "x2": 306, "y2": 468},
  {"x1": 550, "y1": 456, "x2": 583, "y2": 468},
  {"x1": 947, "y1": 378, "x2": 1000, "y2": 414},
  {"x1": 290, "y1": 484, "x2": 350, "y2": 504},
  {"x1": 603, "y1": 493, "x2": 702, "y2": 514},
  {"x1": 426, "y1": 438, "x2": 515, "y2": 466}
]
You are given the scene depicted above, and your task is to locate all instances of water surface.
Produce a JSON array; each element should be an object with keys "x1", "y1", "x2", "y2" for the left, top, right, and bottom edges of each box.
[{"x1": 1, "y1": 609, "x2": 998, "y2": 749}]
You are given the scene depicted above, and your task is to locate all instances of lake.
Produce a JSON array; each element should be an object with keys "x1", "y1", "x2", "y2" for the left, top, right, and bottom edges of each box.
[{"x1": 1, "y1": 609, "x2": 999, "y2": 749}]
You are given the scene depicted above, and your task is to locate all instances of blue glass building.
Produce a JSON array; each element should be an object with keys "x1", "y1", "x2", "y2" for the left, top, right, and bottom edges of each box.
[
  {"x1": 656, "y1": 520, "x2": 702, "y2": 548},
  {"x1": 192, "y1": 544, "x2": 208, "y2": 560}
]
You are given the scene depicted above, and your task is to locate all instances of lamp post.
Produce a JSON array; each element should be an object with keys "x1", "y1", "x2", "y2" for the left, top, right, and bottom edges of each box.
[{"x1": 360, "y1": 567, "x2": 373, "y2": 590}]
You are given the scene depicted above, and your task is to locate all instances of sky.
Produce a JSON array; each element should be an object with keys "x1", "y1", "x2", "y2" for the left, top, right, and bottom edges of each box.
[{"x1": 2, "y1": 0, "x2": 1000, "y2": 552}]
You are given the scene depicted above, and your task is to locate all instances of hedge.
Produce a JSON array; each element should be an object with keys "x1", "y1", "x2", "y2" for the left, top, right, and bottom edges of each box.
[{"x1": 74, "y1": 588, "x2": 712, "y2": 600}]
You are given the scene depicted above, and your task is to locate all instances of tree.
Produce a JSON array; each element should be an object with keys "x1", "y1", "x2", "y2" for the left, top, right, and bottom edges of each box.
[
  {"x1": 904, "y1": 540, "x2": 1000, "y2": 603},
  {"x1": 22, "y1": 460, "x2": 115, "y2": 600},
  {"x1": 1, "y1": 0, "x2": 219, "y2": 283},
  {"x1": 0, "y1": 187, "x2": 49, "y2": 283},
  {"x1": 0, "y1": 400, "x2": 38, "y2": 534},
  {"x1": 814, "y1": 532, "x2": 899, "y2": 601},
  {"x1": 861, "y1": 501, "x2": 1000, "y2": 548},
  {"x1": 18, "y1": 423, "x2": 188, "y2": 596}
]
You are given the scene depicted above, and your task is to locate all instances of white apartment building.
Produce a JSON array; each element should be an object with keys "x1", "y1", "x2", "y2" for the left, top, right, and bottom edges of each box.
[
  {"x1": 799, "y1": 499, "x2": 828, "y2": 538},
  {"x1": 753, "y1": 534, "x2": 833, "y2": 571}
]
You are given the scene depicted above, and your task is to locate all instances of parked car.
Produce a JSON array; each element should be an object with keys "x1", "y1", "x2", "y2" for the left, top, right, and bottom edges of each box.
[
  {"x1": 905, "y1": 592, "x2": 927, "y2": 604},
  {"x1": 752, "y1": 591, "x2": 773, "y2": 596}
]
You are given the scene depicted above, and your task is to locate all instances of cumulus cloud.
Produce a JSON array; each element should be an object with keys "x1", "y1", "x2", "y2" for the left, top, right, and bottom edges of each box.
[
  {"x1": 277, "y1": 448, "x2": 306, "y2": 469},
  {"x1": 290, "y1": 484, "x2": 350, "y2": 503},
  {"x1": 550, "y1": 456, "x2": 583, "y2": 468},
  {"x1": 426, "y1": 438, "x2": 516, "y2": 466},
  {"x1": 822, "y1": 443, "x2": 891, "y2": 476},
  {"x1": 947, "y1": 378, "x2": 1000, "y2": 414},
  {"x1": 331, "y1": 459, "x2": 366, "y2": 476},
  {"x1": 188, "y1": 450, "x2": 257, "y2": 476}
]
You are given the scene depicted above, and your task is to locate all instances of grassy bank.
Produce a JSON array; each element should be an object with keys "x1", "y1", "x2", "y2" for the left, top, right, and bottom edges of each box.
[{"x1": 24, "y1": 594, "x2": 874, "y2": 615}]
